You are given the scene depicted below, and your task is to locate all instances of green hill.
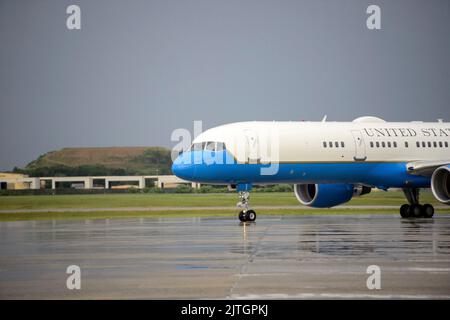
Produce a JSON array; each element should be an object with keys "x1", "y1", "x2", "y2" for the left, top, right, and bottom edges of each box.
[{"x1": 14, "y1": 147, "x2": 173, "y2": 177}]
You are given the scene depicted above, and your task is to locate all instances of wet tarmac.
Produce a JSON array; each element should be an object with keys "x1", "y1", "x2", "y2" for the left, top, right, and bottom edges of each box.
[{"x1": 1, "y1": 214, "x2": 450, "y2": 299}]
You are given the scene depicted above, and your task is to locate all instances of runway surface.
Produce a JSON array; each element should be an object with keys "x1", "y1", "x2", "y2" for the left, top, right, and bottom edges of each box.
[
  {"x1": 1, "y1": 214, "x2": 450, "y2": 299},
  {"x1": 1, "y1": 205, "x2": 449, "y2": 213}
]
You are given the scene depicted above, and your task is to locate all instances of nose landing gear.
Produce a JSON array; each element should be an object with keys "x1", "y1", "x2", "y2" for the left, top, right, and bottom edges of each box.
[
  {"x1": 237, "y1": 190, "x2": 256, "y2": 222},
  {"x1": 238, "y1": 209, "x2": 256, "y2": 222},
  {"x1": 400, "y1": 188, "x2": 434, "y2": 218}
]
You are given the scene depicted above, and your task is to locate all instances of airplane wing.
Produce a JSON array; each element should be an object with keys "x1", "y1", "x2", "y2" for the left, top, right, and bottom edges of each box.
[{"x1": 406, "y1": 160, "x2": 450, "y2": 176}]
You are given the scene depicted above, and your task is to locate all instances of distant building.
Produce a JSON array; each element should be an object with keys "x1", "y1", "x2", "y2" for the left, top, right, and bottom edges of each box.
[
  {"x1": 0, "y1": 173, "x2": 197, "y2": 191},
  {"x1": 0, "y1": 173, "x2": 30, "y2": 190}
]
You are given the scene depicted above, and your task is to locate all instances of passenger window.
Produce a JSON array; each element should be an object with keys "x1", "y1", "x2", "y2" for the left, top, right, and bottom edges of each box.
[
  {"x1": 393, "y1": 141, "x2": 397, "y2": 148},
  {"x1": 341, "y1": 142, "x2": 345, "y2": 148},
  {"x1": 329, "y1": 142, "x2": 333, "y2": 148},
  {"x1": 416, "y1": 141, "x2": 420, "y2": 148},
  {"x1": 422, "y1": 141, "x2": 426, "y2": 148},
  {"x1": 445, "y1": 142, "x2": 449, "y2": 148},
  {"x1": 428, "y1": 142, "x2": 431, "y2": 148},
  {"x1": 433, "y1": 141, "x2": 437, "y2": 148},
  {"x1": 376, "y1": 142, "x2": 380, "y2": 148},
  {"x1": 335, "y1": 141, "x2": 339, "y2": 148},
  {"x1": 405, "y1": 142, "x2": 409, "y2": 148},
  {"x1": 387, "y1": 142, "x2": 391, "y2": 148},
  {"x1": 323, "y1": 141, "x2": 327, "y2": 148},
  {"x1": 439, "y1": 141, "x2": 443, "y2": 148},
  {"x1": 382, "y1": 142, "x2": 386, "y2": 148},
  {"x1": 370, "y1": 142, "x2": 374, "y2": 148}
]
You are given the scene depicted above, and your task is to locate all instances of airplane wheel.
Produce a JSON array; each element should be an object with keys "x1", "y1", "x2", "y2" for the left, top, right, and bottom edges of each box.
[
  {"x1": 411, "y1": 204, "x2": 423, "y2": 218},
  {"x1": 239, "y1": 211, "x2": 246, "y2": 222},
  {"x1": 422, "y1": 204, "x2": 434, "y2": 218},
  {"x1": 400, "y1": 204, "x2": 411, "y2": 218},
  {"x1": 245, "y1": 210, "x2": 256, "y2": 222}
]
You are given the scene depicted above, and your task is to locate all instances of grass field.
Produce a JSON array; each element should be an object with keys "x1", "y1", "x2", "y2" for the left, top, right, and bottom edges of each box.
[
  {"x1": 0, "y1": 190, "x2": 442, "y2": 209},
  {"x1": 0, "y1": 190, "x2": 448, "y2": 221}
]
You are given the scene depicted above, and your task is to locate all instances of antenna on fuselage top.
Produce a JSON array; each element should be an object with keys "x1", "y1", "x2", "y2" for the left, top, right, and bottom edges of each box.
[{"x1": 321, "y1": 115, "x2": 327, "y2": 122}]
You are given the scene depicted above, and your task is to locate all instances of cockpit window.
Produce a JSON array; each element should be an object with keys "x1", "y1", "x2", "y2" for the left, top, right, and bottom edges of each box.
[
  {"x1": 216, "y1": 142, "x2": 225, "y2": 151},
  {"x1": 189, "y1": 141, "x2": 226, "y2": 152},
  {"x1": 205, "y1": 141, "x2": 215, "y2": 151},
  {"x1": 191, "y1": 143, "x2": 203, "y2": 151}
]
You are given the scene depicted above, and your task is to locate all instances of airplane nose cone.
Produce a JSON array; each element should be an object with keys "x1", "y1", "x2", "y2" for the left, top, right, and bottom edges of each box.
[{"x1": 172, "y1": 153, "x2": 195, "y2": 181}]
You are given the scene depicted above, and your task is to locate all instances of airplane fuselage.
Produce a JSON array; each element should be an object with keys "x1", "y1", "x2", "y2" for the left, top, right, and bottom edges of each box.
[{"x1": 172, "y1": 117, "x2": 449, "y2": 190}]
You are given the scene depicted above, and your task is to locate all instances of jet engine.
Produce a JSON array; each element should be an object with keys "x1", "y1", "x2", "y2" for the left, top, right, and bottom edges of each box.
[
  {"x1": 431, "y1": 165, "x2": 450, "y2": 204},
  {"x1": 294, "y1": 183, "x2": 371, "y2": 208}
]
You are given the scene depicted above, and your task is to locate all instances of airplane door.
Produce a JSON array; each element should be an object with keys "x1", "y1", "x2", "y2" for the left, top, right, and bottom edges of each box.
[
  {"x1": 244, "y1": 129, "x2": 260, "y2": 164},
  {"x1": 351, "y1": 130, "x2": 367, "y2": 161}
]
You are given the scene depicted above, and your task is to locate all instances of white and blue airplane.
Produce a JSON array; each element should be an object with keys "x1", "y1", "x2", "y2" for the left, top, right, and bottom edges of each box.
[{"x1": 172, "y1": 116, "x2": 450, "y2": 222}]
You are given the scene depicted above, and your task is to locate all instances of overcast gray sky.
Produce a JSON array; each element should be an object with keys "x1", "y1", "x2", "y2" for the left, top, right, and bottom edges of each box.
[{"x1": 0, "y1": 0, "x2": 449, "y2": 170}]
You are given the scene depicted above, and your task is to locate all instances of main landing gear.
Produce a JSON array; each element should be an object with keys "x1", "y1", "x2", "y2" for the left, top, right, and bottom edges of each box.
[
  {"x1": 400, "y1": 188, "x2": 434, "y2": 218},
  {"x1": 237, "y1": 191, "x2": 256, "y2": 222}
]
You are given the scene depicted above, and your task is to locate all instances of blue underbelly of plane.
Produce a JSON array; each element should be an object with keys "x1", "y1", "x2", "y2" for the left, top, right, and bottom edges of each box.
[{"x1": 172, "y1": 151, "x2": 430, "y2": 189}]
